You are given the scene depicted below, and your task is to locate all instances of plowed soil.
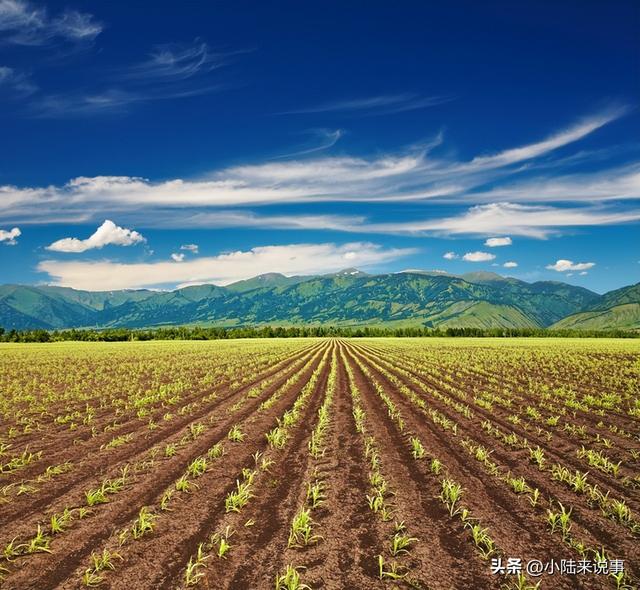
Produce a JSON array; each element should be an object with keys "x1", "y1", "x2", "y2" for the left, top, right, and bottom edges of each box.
[{"x1": 0, "y1": 337, "x2": 638, "y2": 590}]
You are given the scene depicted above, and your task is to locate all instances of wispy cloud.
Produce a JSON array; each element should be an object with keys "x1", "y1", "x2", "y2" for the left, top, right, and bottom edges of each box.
[
  {"x1": 29, "y1": 85, "x2": 226, "y2": 118},
  {"x1": 361, "y1": 202, "x2": 640, "y2": 239},
  {"x1": 0, "y1": 65, "x2": 36, "y2": 96},
  {"x1": 0, "y1": 0, "x2": 101, "y2": 46},
  {"x1": 466, "y1": 164, "x2": 640, "y2": 203},
  {"x1": 1, "y1": 108, "x2": 637, "y2": 239},
  {"x1": 280, "y1": 93, "x2": 454, "y2": 116},
  {"x1": 122, "y1": 40, "x2": 245, "y2": 82},
  {"x1": 45, "y1": 220, "x2": 145, "y2": 253},
  {"x1": 468, "y1": 106, "x2": 627, "y2": 169},
  {"x1": 28, "y1": 39, "x2": 241, "y2": 117},
  {"x1": 38, "y1": 241, "x2": 416, "y2": 290},
  {"x1": 272, "y1": 129, "x2": 344, "y2": 159}
]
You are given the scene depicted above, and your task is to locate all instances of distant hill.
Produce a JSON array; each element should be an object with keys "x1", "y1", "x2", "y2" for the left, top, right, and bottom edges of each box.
[
  {"x1": 551, "y1": 283, "x2": 640, "y2": 330},
  {"x1": 0, "y1": 272, "x2": 637, "y2": 331}
]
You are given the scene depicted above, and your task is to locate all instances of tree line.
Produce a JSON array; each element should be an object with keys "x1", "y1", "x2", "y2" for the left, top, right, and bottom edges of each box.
[{"x1": 0, "y1": 325, "x2": 637, "y2": 342}]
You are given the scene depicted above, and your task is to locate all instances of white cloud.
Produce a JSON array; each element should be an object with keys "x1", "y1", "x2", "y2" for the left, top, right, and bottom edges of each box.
[
  {"x1": 468, "y1": 165, "x2": 640, "y2": 204},
  {"x1": 0, "y1": 0, "x2": 101, "y2": 45},
  {"x1": 180, "y1": 244, "x2": 199, "y2": 253},
  {"x1": 45, "y1": 220, "x2": 145, "y2": 253},
  {"x1": 484, "y1": 236, "x2": 512, "y2": 247},
  {"x1": 469, "y1": 107, "x2": 627, "y2": 168},
  {"x1": 0, "y1": 226, "x2": 20, "y2": 245},
  {"x1": 26, "y1": 39, "x2": 243, "y2": 118},
  {"x1": 171, "y1": 253, "x2": 185, "y2": 262},
  {"x1": 443, "y1": 251, "x2": 458, "y2": 260},
  {"x1": 364, "y1": 202, "x2": 640, "y2": 239},
  {"x1": 274, "y1": 129, "x2": 344, "y2": 159},
  {"x1": 29, "y1": 84, "x2": 227, "y2": 118},
  {"x1": 579, "y1": 271, "x2": 588, "y2": 276},
  {"x1": 503, "y1": 261, "x2": 518, "y2": 268},
  {"x1": 0, "y1": 108, "x2": 631, "y2": 221},
  {"x1": 124, "y1": 40, "x2": 231, "y2": 81},
  {"x1": 280, "y1": 93, "x2": 454, "y2": 115},
  {"x1": 462, "y1": 251, "x2": 496, "y2": 262},
  {"x1": 37, "y1": 241, "x2": 417, "y2": 291},
  {"x1": 0, "y1": 65, "x2": 36, "y2": 96},
  {"x1": 546, "y1": 259, "x2": 595, "y2": 272}
]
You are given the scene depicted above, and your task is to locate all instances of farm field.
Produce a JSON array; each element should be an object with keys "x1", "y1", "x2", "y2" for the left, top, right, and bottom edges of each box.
[{"x1": 0, "y1": 338, "x2": 638, "y2": 590}]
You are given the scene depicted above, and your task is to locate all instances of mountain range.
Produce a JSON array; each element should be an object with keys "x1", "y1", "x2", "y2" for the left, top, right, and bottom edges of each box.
[{"x1": 1, "y1": 270, "x2": 639, "y2": 331}]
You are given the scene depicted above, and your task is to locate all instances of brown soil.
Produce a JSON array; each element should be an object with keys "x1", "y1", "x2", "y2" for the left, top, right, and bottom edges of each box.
[{"x1": 1, "y1": 339, "x2": 637, "y2": 590}]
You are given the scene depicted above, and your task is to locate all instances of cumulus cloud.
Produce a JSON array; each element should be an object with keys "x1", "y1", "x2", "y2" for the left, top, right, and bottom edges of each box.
[
  {"x1": 462, "y1": 251, "x2": 496, "y2": 262},
  {"x1": 546, "y1": 259, "x2": 595, "y2": 272},
  {"x1": 37, "y1": 241, "x2": 417, "y2": 291},
  {"x1": 171, "y1": 253, "x2": 185, "y2": 262},
  {"x1": 503, "y1": 261, "x2": 518, "y2": 268},
  {"x1": 45, "y1": 220, "x2": 145, "y2": 253},
  {"x1": 484, "y1": 236, "x2": 512, "y2": 247},
  {"x1": 443, "y1": 251, "x2": 458, "y2": 260},
  {"x1": 0, "y1": 226, "x2": 20, "y2": 245},
  {"x1": 180, "y1": 244, "x2": 199, "y2": 253}
]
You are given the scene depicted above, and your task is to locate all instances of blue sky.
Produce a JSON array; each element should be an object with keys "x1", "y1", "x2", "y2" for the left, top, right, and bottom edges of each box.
[{"x1": 0, "y1": 0, "x2": 638, "y2": 293}]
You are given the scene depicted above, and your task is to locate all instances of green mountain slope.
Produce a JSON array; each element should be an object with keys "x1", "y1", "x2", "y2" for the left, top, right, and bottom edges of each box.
[
  {"x1": 0, "y1": 272, "x2": 634, "y2": 331},
  {"x1": 552, "y1": 304, "x2": 640, "y2": 330},
  {"x1": 551, "y1": 283, "x2": 640, "y2": 330}
]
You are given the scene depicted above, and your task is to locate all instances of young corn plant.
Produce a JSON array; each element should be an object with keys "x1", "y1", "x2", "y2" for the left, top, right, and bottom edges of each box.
[
  {"x1": 227, "y1": 425, "x2": 245, "y2": 443},
  {"x1": 274, "y1": 565, "x2": 311, "y2": 590},
  {"x1": 377, "y1": 555, "x2": 406, "y2": 581},
  {"x1": 130, "y1": 506, "x2": 157, "y2": 540},
  {"x1": 26, "y1": 525, "x2": 51, "y2": 554},
  {"x1": 210, "y1": 526, "x2": 235, "y2": 559},
  {"x1": 439, "y1": 479, "x2": 463, "y2": 517},
  {"x1": 225, "y1": 478, "x2": 253, "y2": 513},
  {"x1": 208, "y1": 442, "x2": 224, "y2": 459},
  {"x1": 504, "y1": 573, "x2": 542, "y2": 590},
  {"x1": 409, "y1": 437, "x2": 426, "y2": 460},
  {"x1": 175, "y1": 474, "x2": 194, "y2": 493},
  {"x1": 266, "y1": 426, "x2": 287, "y2": 449},
  {"x1": 288, "y1": 508, "x2": 322, "y2": 547},
  {"x1": 528, "y1": 488, "x2": 540, "y2": 508},
  {"x1": 390, "y1": 532, "x2": 418, "y2": 556},
  {"x1": 570, "y1": 470, "x2": 589, "y2": 494},
  {"x1": 82, "y1": 569, "x2": 103, "y2": 587},
  {"x1": 507, "y1": 475, "x2": 529, "y2": 494},
  {"x1": 306, "y1": 480, "x2": 326, "y2": 509},
  {"x1": 469, "y1": 524, "x2": 496, "y2": 559},
  {"x1": 529, "y1": 446, "x2": 546, "y2": 469},
  {"x1": 50, "y1": 508, "x2": 74, "y2": 534},
  {"x1": 187, "y1": 457, "x2": 208, "y2": 478},
  {"x1": 184, "y1": 543, "x2": 209, "y2": 586},
  {"x1": 547, "y1": 502, "x2": 572, "y2": 540},
  {"x1": 90, "y1": 548, "x2": 121, "y2": 572}
]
